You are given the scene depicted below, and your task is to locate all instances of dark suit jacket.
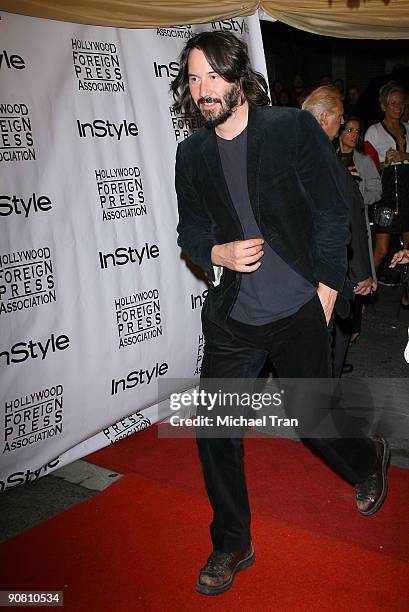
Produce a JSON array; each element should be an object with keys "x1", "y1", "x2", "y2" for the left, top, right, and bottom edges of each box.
[
  {"x1": 175, "y1": 105, "x2": 350, "y2": 336},
  {"x1": 335, "y1": 163, "x2": 372, "y2": 318}
]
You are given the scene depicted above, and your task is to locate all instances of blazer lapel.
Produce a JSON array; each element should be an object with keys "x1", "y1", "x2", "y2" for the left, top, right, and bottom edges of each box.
[{"x1": 247, "y1": 106, "x2": 265, "y2": 223}]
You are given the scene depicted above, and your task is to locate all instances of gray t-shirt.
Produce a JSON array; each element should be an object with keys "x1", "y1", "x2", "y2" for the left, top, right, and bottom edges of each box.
[{"x1": 217, "y1": 127, "x2": 315, "y2": 325}]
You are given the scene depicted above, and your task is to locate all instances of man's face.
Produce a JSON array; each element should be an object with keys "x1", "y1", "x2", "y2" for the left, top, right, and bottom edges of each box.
[
  {"x1": 187, "y1": 47, "x2": 241, "y2": 128},
  {"x1": 339, "y1": 120, "x2": 360, "y2": 151},
  {"x1": 323, "y1": 99, "x2": 344, "y2": 140}
]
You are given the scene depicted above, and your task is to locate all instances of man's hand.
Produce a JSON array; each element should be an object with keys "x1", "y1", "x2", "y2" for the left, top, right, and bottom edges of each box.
[
  {"x1": 317, "y1": 282, "x2": 337, "y2": 325},
  {"x1": 390, "y1": 249, "x2": 409, "y2": 268},
  {"x1": 353, "y1": 276, "x2": 377, "y2": 295},
  {"x1": 211, "y1": 238, "x2": 264, "y2": 272}
]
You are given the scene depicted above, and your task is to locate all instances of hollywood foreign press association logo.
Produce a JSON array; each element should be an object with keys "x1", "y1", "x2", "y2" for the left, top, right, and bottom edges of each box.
[
  {"x1": 95, "y1": 166, "x2": 148, "y2": 221},
  {"x1": 115, "y1": 288, "x2": 163, "y2": 349},
  {"x1": 0, "y1": 102, "x2": 35, "y2": 163},
  {"x1": 72, "y1": 38, "x2": 125, "y2": 92},
  {"x1": 0, "y1": 246, "x2": 56, "y2": 316},
  {"x1": 102, "y1": 411, "x2": 151, "y2": 444},
  {"x1": 156, "y1": 25, "x2": 194, "y2": 39},
  {"x1": 3, "y1": 384, "x2": 63, "y2": 454},
  {"x1": 194, "y1": 334, "x2": 205, "y2": 375},
  {"x1": 169, "y1": 106, "x2": 203, "y2": 143}
]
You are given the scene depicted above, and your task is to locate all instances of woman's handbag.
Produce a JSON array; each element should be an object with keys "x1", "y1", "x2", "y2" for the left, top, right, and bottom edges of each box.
[
  {"x1": 374, "y1": 203, "x2": 396, "y2": 227},
  {"x1": 374, "y1": 164, "x2": 399, "y2": 228}
]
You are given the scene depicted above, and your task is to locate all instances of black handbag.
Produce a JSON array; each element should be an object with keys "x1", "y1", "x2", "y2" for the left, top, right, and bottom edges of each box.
[{"x1": 374, "y1": 164, "x2": 399, "y2": 228}]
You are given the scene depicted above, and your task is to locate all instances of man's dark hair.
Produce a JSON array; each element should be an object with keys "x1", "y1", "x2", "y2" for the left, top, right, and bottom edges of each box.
[{"x1": 171, "y1": 31, "x2": 270, "y2": 114}]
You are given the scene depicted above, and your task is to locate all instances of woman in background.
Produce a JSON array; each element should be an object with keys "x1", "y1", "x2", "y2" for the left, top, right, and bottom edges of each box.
[
  {"x1": 339, "y1": 116, "x2": 382, "y2": 277},
  {"x1": 364, "y1": 83, "x2": 409, "y2": 265}
]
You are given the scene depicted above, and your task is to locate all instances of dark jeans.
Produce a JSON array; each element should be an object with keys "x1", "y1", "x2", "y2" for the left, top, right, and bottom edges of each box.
[{"x1": 197, "y1": 295, "x2": 376, "y2": 553}]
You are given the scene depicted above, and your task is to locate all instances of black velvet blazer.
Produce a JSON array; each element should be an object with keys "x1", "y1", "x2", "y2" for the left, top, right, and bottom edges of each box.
[{"x1": 175, "y1": 105, "x2": 351, "y2": 332}]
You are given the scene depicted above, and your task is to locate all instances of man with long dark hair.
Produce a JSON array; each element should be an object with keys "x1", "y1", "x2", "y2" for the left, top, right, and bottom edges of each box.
[{"x1": 172, "y1": 31, "x2": 388, "y2": 596}]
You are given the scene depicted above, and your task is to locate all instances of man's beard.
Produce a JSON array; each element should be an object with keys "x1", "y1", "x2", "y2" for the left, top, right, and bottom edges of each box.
[{"x1": 197, "y1": 84, "x2": 242, "y2": 129}]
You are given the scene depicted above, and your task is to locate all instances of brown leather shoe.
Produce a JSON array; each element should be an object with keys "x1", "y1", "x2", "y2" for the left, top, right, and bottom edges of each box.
[
  {"x1": 196, "y1": 543, "x2": 255, "y2": 596},
  {"x1": 355, "y1": 436, "x2": 390, "y2": 516}
]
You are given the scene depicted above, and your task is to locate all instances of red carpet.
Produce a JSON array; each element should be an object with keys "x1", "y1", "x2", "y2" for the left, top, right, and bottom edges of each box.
[
  {"x1": 1, "y1": 473, "x2": 408, "y2": 611},
  {"x1": 86, "y1": 425, "x2": 409, "y2": 562}
]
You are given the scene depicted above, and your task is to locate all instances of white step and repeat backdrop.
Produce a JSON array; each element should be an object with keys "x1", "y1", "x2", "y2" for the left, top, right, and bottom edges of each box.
[{"x1": 0, "y1": 11, "x2": 268, "y2": 491}]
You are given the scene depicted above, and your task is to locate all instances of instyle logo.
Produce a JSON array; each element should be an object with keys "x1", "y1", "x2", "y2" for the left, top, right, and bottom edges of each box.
[
  {"x1": 95, "y1": 166, "x2": 147, "y2": 221},
  {"x1": 169, "y1": 106, "x2": 203, "y2": 142},
  {"x1": 72, "y1": 38, "x2": 124, "y2": 92},
  {"x1": 99, "y1": 243, "x2": 159, "y2": 270},
  {"x1": 0, "y1": 458, "x2": 60, "y2": 492},
  {"x1": 102, "y1": 411, "x2": 151, "y2": 444},
  {"x1": 153, "y1": 60, "x2": 179, "y2": 79},
  {"x1": 156, "y1": 25, "x2": 193, "y2": 39},
  {"x1": 0, "y1": 193, "x2": 52, "y2": 218},
  {"x1": 111, "y1": 361, "x2": 169, "y2": 395},
  {"x1": 0, "y1": 333, "x2": 70, "y2": 367},
  {"x1": 191, "y1": 289, "x2": 208, "y2": 310},
  {"x1": 0, "y1": 50, "x2": 26, "y2": 70},
  {"x1": 115, "y1": 288, "x2": 163, "y2": 348},
  {"x1": 77, "y1": 118, "x2": 138, "y2": 140},
  {"x1": 0, "y1": 103, "x2": 35, "y2": 162},
  {"x1": 0, "y1": 246, "x2": 56, "y2": 316},
  {"x1": 3, "y1": 384, "x2": 63, "y2": 454},
  {"x1": 211, "y1": 18, "x2": 249, "y2": 35}
]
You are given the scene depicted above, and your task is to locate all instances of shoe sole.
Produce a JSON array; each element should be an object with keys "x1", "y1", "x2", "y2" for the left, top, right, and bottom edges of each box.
[
  {"x1": 195, "y1": 548, "x2": 255, "y2": 596},
  {"x1": 359, "y1": 439, "x2": 390, "y2": 517}
]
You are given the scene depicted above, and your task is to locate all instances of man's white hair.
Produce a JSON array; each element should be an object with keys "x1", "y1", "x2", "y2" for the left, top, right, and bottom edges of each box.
[{"x1": 302, "y1": 85, "x2": 341, "y2": 123}]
